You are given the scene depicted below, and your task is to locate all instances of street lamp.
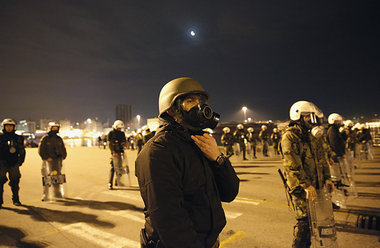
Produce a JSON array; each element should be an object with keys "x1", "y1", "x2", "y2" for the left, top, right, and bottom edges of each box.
[
  {"x1": 136, "y1": 115, "x2": 141, "y2": 129},
  {"x1": 242, "y1": 106, "x2": 247, "y2": 122}
]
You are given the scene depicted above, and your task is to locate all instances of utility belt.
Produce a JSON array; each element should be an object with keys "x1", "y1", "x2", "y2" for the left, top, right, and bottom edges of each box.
[
  {"x1": 140, "y1": 229, "x2": 220, "y2": 248},
  {"x1": 140, "y1": 228, "x2": 162, "y2": 248}
]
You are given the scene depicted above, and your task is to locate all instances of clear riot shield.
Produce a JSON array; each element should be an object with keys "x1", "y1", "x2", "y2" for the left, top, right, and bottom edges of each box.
[
  {"x1": 308, "y1": 187, "x2": 338, "y2": 248},
  {"x1": 337, "y1": 157, "x2": 358, "y2": 197},
  {"x1": 113, "y1": 153, "x2": 131, "y2": 188},
  {"x1": 233, "y1": 143, "x2": 242, "y2": 161},
  {"x1": 41, "y1": 159, "x2": 67, "y2": 201}
]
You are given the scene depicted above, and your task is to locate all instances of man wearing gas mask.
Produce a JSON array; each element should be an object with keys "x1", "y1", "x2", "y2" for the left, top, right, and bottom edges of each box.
[
  {"x1": 0, "y1": 118, "x2": 25, "y2": 207},
  {"x1": 279, "y1": 101, "x2": 334, "y2": 248},
  {"x1": 135, "y1": 77, "x2": 240, "y2": 248}
]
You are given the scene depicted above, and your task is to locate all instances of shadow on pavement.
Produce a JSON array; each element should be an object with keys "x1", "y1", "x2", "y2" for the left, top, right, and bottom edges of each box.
[
  {"x1": 236, "y1": 172, "x2": 270, "y2": 175},
  {"x1": 232, "y1": 165, "x2": 276, "y2": 168},
  {"x1": 355, "y1": 181, "x2": 380, "y2": 187},
  {"x1": 54, "y1": 198, "x2": 144, "y2": 212},
  {"x1": 2, "y1": 205, "x2": 115, "y2": 228},
  {"x1": 357, "y1": 192, "x2": 380, "y2": 199},
  {"x1": 355, "y1": 172, "x2": 380, "y2": 175},
  {"x1": 0, "y1": 225, "x2": 48, "y2": 248}
]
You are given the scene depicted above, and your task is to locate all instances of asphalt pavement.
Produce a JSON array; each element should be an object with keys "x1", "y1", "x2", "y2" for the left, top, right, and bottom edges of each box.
[{"x1": 1, "y1": 145, "x2": 380, "y2": 248}]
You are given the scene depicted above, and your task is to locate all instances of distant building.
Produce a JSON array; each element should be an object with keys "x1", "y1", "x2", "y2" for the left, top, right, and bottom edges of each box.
[
  {"x1": 59, "y1": 119, "x2": 71, "y2": 131},
  {"x1": 39, "y1": 119, "x2": 51, "y2": 131},
  {"x1": 18, "y1": 120, "x2": 36, "y2": 133},
  {"x1": 116, "y1": 104, "x2": 132, "y2": 125}
]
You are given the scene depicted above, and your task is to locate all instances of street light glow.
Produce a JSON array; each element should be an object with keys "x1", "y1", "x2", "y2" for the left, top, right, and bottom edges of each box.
[{"x1": 242, "y1": 106, "x2": 248, "y2": 121}]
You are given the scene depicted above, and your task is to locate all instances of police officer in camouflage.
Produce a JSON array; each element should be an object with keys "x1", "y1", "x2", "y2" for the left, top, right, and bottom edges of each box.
[
  {"x1": 279, "y1": 101, "x2": 334, "y2": 248},
  {"x1": 0, "y1": 118, "x2": 25, "y2": 207},
  {"x1": 233, "y1": 124, "x2": 247, "y2": 160}
]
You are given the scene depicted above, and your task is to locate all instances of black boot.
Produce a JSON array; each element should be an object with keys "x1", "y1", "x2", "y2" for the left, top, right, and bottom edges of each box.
[{"x1": 11, "y1": 187, "x2": 21, "y2": 206}]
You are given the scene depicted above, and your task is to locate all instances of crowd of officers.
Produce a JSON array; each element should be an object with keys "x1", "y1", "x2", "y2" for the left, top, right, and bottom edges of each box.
[
  {"x1": 0, "y1": 78, "x2": 375, "y2": 248},
  {"x1": 221, "y1": 124, "x2": 281, "y2": 160}
]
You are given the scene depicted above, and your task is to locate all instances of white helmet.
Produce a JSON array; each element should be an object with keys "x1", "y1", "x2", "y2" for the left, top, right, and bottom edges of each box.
[
  {"x1": 273, "y1": 128, "x2": 278, "y2": 133},
  {"x1": 343, "y1": 120, "x2": 354, "y2": 127},
  {"x1": 237, "y1": 124, "x2": 244, "y2": 129},
  {"x1": 289, "y1": 101, "x2": 324, "y2": 122},
  {"x1": 48, "y1": 122, "x2": 60, "y2": 130},
  {"x1": 261, "y1": 125, "x2": 267, "y2": 130},
  {"x1": 247, "y1": 127, "x2": 254, "y2": 132},
  {"x1": 352, "y1": 123, "x2": 361, "y2": 130},
  {"x1": 359, "y1": 123, "x2": 366, "y2": 130},
  {"x1": 1, "y1": 118, "x2": 16, "y2": 129},
  {"x1": 328, "y1": 113, "x2": 343, "y2": 125},
  {"x1": 222, "y1": 127, "x2": 230, "y2": 133},
  {"x1": 113, "y1": 120, "x2": 125, "y2": 129}
]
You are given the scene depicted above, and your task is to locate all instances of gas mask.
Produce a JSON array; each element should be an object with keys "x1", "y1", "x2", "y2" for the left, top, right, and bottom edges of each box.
[
  {"x1": 178, "y1": 95, "x2": 220, "y2": 130},
  {"x1": 311, "y1": 126, "x2": 324, "y2": 138},
  {"x1": 301, "y1": 113, "x2": 320, "y2": 131}
]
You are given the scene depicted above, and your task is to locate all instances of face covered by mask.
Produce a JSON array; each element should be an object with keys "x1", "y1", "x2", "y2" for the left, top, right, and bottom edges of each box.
[
  {"x1": 301, "y1": 112, "x2": 322, "y2": 132},
  {"x1": 177, "y1": 94, "x2": 220, "y2": 131}
]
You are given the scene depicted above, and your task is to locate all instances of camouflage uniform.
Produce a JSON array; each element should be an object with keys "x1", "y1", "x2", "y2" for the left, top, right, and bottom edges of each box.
[{"x1": 279, "y1": 124, "x2": 331, "y2": 248}]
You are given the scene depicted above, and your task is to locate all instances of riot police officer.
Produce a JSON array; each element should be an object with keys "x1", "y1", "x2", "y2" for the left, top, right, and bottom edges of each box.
[
  {"x1": 327, "y1": 113, "x2": 346, "y2": 162},
  {"x1": 0, "y1": 118, "x2": 25, "y2": 207},
  {"x1": 221, "y1": 127, "x2": 234, "y2": 157},
  {"x1": 279, "y1": 101, "x2": 334, "y2": 248},
  {"x1": 39, "y1": 122, "x2": 67, "y2": 201},
  {"x1": 233, "y1": 124, "x2": 247, "y2": 160},
  {"x1": 135, "y1": 77, "x2": 239, "y2": 248},
  {"x1": 108, "y1": 120, "x2": 127, "y2": 190},
  {"x1": 271, "y1": 128, "x2": 281, "y2": 155},
  {"x1": 259, "y1": 125, "x2": 269, "y2": 156},
  {"x1": 246, "y1": 127, "x2": 259, "y2": 159}
]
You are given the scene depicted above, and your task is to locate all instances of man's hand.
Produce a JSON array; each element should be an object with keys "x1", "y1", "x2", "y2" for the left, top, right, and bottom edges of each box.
[
  {"x1": 325, "y1": 179, "x2": 335, "y2": 193},
  {"x1": 305, "y1": 185, "x2": 317, "y2": 201},
  {"x1": 47, "y1": 158, "x2": 53, "y2": 162},
  {"x1": 191, "y1": 133, "x2": 221, "y2": 161}
]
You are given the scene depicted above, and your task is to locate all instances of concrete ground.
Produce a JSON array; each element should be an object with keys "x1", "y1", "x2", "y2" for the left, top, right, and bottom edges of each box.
[{"x1": 1, "y1": 145, "x2": 379, "y2": 247}]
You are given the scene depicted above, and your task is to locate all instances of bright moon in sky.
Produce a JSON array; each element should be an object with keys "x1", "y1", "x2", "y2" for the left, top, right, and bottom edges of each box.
[{"x1": 190, "y1": 30, "x2": 196, "y2": 37}]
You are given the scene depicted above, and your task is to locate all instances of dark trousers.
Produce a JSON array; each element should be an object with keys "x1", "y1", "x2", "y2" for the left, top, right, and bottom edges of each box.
[
  {"x1": 293, "y1": 217, "x2": 311, "y2": 248},
  {"x1": 0, "y1": 161, "x2": 21, "y2": 203}
]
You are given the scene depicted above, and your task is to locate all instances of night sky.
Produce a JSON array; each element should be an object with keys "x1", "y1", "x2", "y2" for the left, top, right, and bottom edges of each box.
[{"x1": 1, "y1": 1, "x2": 379, "y2": 123}]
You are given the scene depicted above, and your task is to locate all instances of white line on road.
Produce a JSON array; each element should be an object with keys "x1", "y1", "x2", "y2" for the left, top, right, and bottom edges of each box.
[
  {"x1": 61, "y1": 222, "x2": 140, "y2": 248},
  {"x1": 224, "y1": 211, "x2": 243, "y2": 219},
  {"x1": 105, "y1": 210, "x2": 145, "y2": 223},
  {"x1": 233, "y1": 198, "x2": 261, "y2": 205},
  {"x1": 103, "y1": 191, "x2": 143, "y2": 202}
]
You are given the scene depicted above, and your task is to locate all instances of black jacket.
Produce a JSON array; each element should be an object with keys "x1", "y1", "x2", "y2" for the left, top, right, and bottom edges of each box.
[
  {"x1": 108, "y1": 129, "x2": 126, "y2": 154},
  {"x1": 0, "y1": 130, "x2": 25, "y2": 166},
  {"x1": 38, "y1": 131, "x2": 67, "y2": 160},
  {"x1": 327, "y1": 125, "x2": 346, "y2": 157},
  {"x1": 135, "y1": 120, "x2": 240, "y2": 248}
]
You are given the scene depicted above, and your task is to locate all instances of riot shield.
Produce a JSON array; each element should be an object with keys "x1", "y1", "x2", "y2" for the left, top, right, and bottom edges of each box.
[
  {"x1": 41, "y1": 159, "x2": 67, "y2": 201},
  {"x1": 337, "y1": 157, "x2": 358, "y2": 197},
  {"x1": 113, "y1": 153, "x2": 131, "y2": 188},
  {"x1": 308, "y1": 187, "x2": 338, "y2": 248}
]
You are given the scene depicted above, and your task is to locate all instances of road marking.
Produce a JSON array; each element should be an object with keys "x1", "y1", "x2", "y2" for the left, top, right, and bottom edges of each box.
[
  {"x1": 234, "y1": 197, "x2": 261, "y2": 205},
  {"x1": 105, "y1": 210, "x2": 145, "y2": 223},
  {"x1": 61, "y1": 222, "x2": 140, "y2": 248},
  {"x1": 224, "y1": 211, "x2": 242, "y2": 219},
  {"x1": 220, "y1": 230, "x2": 246, "y2": 247},
  {"x1": 103, "y1": 191, "x2": 143, "y2": 202}
]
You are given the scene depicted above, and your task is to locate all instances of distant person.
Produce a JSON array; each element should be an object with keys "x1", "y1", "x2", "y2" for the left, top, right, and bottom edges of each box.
[
  {"x1": 357, "y1": 124, "x2": 372, "y2": 159},
  {"x1": 143, "y1": 128, "x2": 154, "y2": 144},
  {"x1": 135, "y1": 77, "x2": 239, "y2": 248},
  {"x1": 259, "y1": 125, "x2": 269, "y2": 157},
  {"x1": 97, "y1": 136, "x2": 102, "y2": 148},
  {"x1": 246, "y1": 127, "x2": 259, "y2": 159},
  {"x1": 327, "y1": 113, "x2": 346, "y2": 162},
  {"x1": 271, "y1": 128, "x2": 281, "y2": 155},
  {"x1": 102, "y1": 135, "x2": 108, "y2": 149},
  {"x1": 233, "y1": 124, "x2": 247, "y2": 160},
  {"x1": 0, "y1": 118, "x2": 26, "y2": 207},
  {"x1": 39, "y1": 122, "x2": 67, "y2": 201},
  {"x1": 221, "y1": 127, "x2": 234, "y2": 157},
  {"x1": 136, "y1": 130, "x2": 144, "y2": 153},
  {"x1": 107, "y1": 120, "x2": 127, "y2": 190}
]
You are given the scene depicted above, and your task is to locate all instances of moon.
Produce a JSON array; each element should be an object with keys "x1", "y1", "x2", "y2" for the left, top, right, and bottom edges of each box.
[{"x1": 190, "y1": 30, "x2": 196, "y2": 37}]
